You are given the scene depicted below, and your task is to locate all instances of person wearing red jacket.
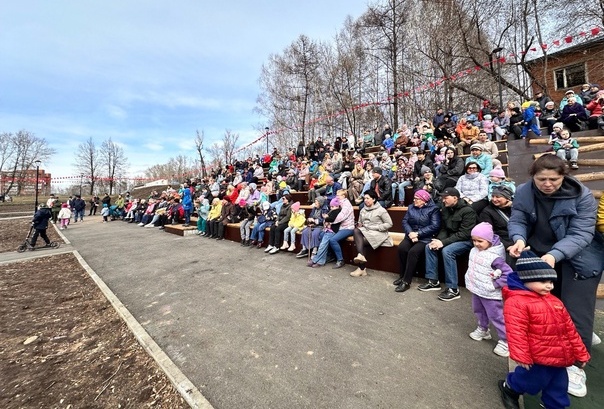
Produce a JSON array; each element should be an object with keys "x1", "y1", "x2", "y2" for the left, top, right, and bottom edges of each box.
[{"x1": 498, "y1": 251, "x2": 590, "y2": 409}]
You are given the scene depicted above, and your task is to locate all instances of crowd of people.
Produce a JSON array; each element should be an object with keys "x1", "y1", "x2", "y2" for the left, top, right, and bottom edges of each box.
[{"x1": 36, "y1": 88, "x2": 604, "y2": 408}]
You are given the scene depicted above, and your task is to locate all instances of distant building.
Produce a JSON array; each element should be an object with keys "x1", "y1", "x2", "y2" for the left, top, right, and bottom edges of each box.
[
  {"x1": 0, "y1": 168, "x2": 51, "y2": 196},
  {"x1": 526, "y1": 37, "x2": 604, "y2": 102}
]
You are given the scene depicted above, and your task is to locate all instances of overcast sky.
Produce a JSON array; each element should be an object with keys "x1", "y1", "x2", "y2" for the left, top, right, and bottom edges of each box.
[{"x1": 0, "y1": 1, "x2": 369, "y2": 184}]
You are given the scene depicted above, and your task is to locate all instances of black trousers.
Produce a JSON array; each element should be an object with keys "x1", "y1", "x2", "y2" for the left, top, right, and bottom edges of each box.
[
  {"x1": 31, "y1": 228, "x2": 50, "y2": 246},
  {"x1": 269, "y1": 223, "x2": 288, "y2": 247},
  {"x1": 397, "y1": 237, "x2": 427, "y2": 284}
]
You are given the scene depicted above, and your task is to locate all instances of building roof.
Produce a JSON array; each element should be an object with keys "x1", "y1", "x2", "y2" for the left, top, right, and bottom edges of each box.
[{"x1": 525, "y1": 36, "x2": 604, "y2": 65}]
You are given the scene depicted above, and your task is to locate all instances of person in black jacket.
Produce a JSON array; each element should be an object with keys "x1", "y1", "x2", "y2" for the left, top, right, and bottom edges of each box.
[
  {"x1": 367, "y1": 167, "x2": 393, "y2": 208},
  {"x1": 73, "y1": 195, "x2": 86, "y2": 222},
  {"x1": 30, "y1": 204, "x2": 52, "y2": 249},
  {"x1": 418, "y1": 187, "x2": 477, "y2": 301},
  {"x1": 434, "y1": 148, "x2": 464, "y2": 192},
  {"x1": 478, "y1": 186, "x2": 514, "y2": 264},
  {"x1": 266, "y1": 194, "x2": 293, "y2": 254}
]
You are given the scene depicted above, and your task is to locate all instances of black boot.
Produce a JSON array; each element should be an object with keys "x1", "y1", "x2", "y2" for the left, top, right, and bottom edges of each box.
[
  {"x1": 393, "y1": 277, "x2": 404, "y2": 286},
  {"x1": 498, "y1": 380, "x2": 520, "y2": 409}
]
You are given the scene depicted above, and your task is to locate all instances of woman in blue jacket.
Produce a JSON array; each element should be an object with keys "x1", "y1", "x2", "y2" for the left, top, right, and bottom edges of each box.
[
  {"x1": 508, "y1": 154, "x2": 603, "y2": 397},
  {"x1": 393, "y1": 189, "x2": 441, "y2": 292}
]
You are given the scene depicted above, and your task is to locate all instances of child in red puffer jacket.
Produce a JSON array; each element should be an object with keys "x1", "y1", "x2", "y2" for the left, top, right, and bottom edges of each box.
[{"x1": 498, "y1": 251, "x2": 590, "y2": 409}]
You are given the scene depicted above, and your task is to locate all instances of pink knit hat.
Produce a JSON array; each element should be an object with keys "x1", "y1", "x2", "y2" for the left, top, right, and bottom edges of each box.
[
  {"x1": 291, "y1": 201, "x2": 301, "y2": 212},
  {"x1": 489, "y1": 167, "x2": 505, "y2": 179},
  {"x1": 414, "y1": 189, "x2": 431, "y2": 202},
  {"x1": 330, "y1": 197, "x2": 341, "y2": 207},
  {"x1": 471, "y1": 222, "x2": 494, "y2": 243}
]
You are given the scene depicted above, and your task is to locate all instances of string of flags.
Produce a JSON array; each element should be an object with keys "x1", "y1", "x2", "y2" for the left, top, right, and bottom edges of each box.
[{"x1": 233, "y1": 25, "x2": 603, "y2": 153}]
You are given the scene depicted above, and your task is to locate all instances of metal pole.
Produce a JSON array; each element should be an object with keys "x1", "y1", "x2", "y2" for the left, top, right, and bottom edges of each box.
[
  {"x1": 265, "y1": 127, "x2": 269, "y2": 154},
  {"x1": 34, "y1": 160, "x2": 41, "y2": 211},
  {"x1": 79, "y1": 174, "x2": 83, "y2": 196},
  {"x1": 497, "y1": 55, "x2": 503, "y2": 109}
]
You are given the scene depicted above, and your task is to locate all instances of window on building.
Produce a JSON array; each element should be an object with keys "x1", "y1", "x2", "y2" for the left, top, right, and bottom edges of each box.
[{"x1": 554, "y1": 63, "x2": 586, "y2": 90}]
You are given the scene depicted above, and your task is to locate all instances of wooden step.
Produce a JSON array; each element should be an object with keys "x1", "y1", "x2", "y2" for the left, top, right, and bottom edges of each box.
[
  {"x1": 577, "y1": 159, "x2": 604, "y2": 166},
  {"x1": 534, "y1": 142, "x2": 604, "y2": 159},
  {"x1": 530, "y1": 136, "x2": 604, "y2": 145},
  {"x1": 163, "y1": 224, "x2": 198, "y2": 236},
  {"x1": 574, "y1": 172, "x2": 604, "y2": 183}
]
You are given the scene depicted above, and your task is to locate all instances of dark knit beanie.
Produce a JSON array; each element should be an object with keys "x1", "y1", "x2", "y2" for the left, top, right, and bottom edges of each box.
[{"x1": 516, "y1": 251, "x2": 557, "y2": 283}]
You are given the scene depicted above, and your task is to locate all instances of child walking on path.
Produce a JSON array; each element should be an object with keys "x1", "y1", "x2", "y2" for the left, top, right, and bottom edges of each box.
[
  {"x1": 464, "y1": 222, "x2": 512, "y2": 357},
  {"x1": 498, "y1": 251, "x2": 590, "y2": 409},
  {"x1": 57, "y1": 203, "x2": 72, "y2": 230},
  {"x1": 100, "y1": 203, "x2": 110, "y2": 223}
]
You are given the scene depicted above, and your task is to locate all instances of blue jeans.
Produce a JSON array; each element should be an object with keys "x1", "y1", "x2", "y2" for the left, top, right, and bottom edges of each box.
[
  {"x1": 328, "y1": 229, "x2": 354, "y2": 261},
  {"x1": 250, "y1": 222, "x2": 267, "y2": 241},
  {"x1": 424, "y1": 240, "x2": 472, "y2": 289},
  {"x1": 74, "y1": 209, "x2": 84, "y2": 221},
  {"x1": 312, "y1": 231, "x2": 333, "y2": 265},
  {"x1": 392, "y1": 180, "x2": 411, "y2": 202},
  {"x1": 184, "y1": 209, "x2": 191, "y2": 225}
]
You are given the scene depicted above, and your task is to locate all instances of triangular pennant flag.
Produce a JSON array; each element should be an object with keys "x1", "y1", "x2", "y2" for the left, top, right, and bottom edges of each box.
[
  {"x1": 591, "y1": 27, "x2": 601, "y2": 36},
  {"x1": 553, "y1": 40, "x2": 560, "y2": 46},
  {"x1": 565, "y1": 36, "x2": 573, "y2": 43}
]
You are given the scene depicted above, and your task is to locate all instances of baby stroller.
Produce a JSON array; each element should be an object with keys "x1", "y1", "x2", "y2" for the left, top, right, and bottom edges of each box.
[
  {"x1": 108, "y1": 204, "x2": 122, "y2": 220},
  {"x1": 17, "y1": 225, "x2": 60, "y2": 253}
]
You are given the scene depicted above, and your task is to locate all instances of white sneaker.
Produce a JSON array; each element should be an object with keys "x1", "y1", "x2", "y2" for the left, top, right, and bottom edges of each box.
[
  {"x1": 567, "y1": 365, "x2": 587, "y2": 397},
  {"x1": 469, "y1": 327, "x2": 492, "y2": 341},
  {"x1": 264, "y1": 245, "x2": 274, "y2": 253},
  {"x1": 280, "y1": 242, "x2": 289, "y2": 250},
  {"x1": 269, "y1": 247, "x2": 279, "y2": 255},
  {"x1": 593, "y1": 332, "x2": 602, "y2": 346},
  {"x1": 493, "y1": 340, "x2": 509, "y2": 357},
  {"x1": 138, "y1": 223, "x2": 144, "y2": 226},
  {"x1": 145, "y1": 223, "x2": 154, "y2": 228},
  {"x1": 353, "y1": 253, "x2": 367, "y2": 264},
  {"x1": 287, "y1": 243, "x2": 296, "y2": 252}
]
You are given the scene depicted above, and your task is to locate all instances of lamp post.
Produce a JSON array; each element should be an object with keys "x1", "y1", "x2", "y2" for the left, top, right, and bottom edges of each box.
[
  {"x1": 265, "y1": 127, "x2": 270, "y2": 154},
  {"x1": 79, "y1": 174, "x2": 84, "y2": 196},
  {"x1": 34, "y1": 160, "x2": 41, "y2": 212},
  {"x1": 491, "y1": 47, "x2": 504, "y2": 109}
]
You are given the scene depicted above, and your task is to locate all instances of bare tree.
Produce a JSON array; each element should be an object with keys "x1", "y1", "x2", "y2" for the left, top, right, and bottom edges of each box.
[
  {"x1": 207, "y1": 142, "x2": 224, "y2": 169},
  {"x1": 222, "y1": 129, "x2": 240, "y2": 165},
  {"x1": 194, "y1": 130, "x2": 208, "y2": 178},
  {"x1": 99, "y1": 138, "x2": 128, "y2": 195},
  {"x1": 144, "y1": 155, "x2": 198, "y2": 182},
  {"x1": 0, "y1": 130, "x2": 55, "y2": 196},
  {"x1": 257, "y1": 35, "x2": 321, "y2": 147},
  {"x1": 74, "y1": 137, "x2": 100, "y2": 195}
]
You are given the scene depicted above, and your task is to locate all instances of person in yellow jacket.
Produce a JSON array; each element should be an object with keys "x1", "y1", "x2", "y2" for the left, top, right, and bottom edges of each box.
[
  {"x1": 307, "y1": 166, "x2": 329, "y2": 204},
  {"x1": 206, "y1": 198, "x2": 223, "y2": 238},
  {"x1": 280, "y1": 201, "x2": 306, "y2": 252},
  {"x1": 597, "y1": 194, "x2": 604, "y2": 234}
]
